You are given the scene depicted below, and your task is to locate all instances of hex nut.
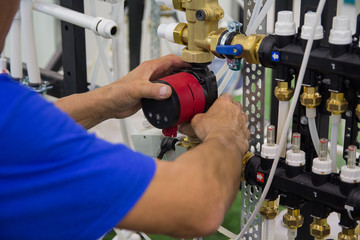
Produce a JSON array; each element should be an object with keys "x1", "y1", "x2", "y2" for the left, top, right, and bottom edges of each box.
[
  {"x1": 300, "y1": 86, "x2": 322, "y2": 108},
  {"x1": 310, "y1": 219, "x2": 330, "y2": 239},
  {"x1": 275, "y1": 81, "x2": 294, "y2": 101}
]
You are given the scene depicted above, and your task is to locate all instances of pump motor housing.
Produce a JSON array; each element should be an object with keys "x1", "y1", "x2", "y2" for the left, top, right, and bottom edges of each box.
[{"x1": 141, "y1": 65, "x2": 217, "y2": 129}]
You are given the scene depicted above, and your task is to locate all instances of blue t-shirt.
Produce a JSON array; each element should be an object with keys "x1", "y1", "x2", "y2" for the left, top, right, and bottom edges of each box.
[{"x1": 0, "y1": 74, "x2": 156, "y2": 240}]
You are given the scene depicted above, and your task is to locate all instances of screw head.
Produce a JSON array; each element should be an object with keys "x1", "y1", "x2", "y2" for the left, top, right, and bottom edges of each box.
[{"x1": 196, "y1": 9, "x2": 206, "y2": 21}]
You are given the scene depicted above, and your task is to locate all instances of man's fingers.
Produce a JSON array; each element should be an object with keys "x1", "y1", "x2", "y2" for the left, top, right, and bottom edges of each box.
[
  {"x1": 140, "y1": 83, "x2": 172, "y2": 100},
  {"x1": 178, "y1": 124, "x2": 197, "y2": 137},
  {"x1": 149, "y1": 55, "x2": 191, "y2": 80}
]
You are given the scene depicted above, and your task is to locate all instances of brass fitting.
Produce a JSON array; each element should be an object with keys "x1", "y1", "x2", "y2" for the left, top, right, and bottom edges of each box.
[
  {"x1": 326, "y1": 92, "x2": 348, "y2": 115},
  {"x1": 172, "y1": 0, "x2": 185, "y2": 11},
  {"x1": 310, "y1": 218, "x2": 331, "y2": 239},
  {"x1": 177, "y1": 0, "x2": 224, "y2": 63},
  {"x1": 283, "y1": 209, "x2": 304, "y2": 229},
  {"x1": 177, "y1": 136, "x2": 202, "y2": 150},
  {"x1": 173, "y1": 23, "x2": 188, "y2": 45},
  {"x1": 338, "y1": 228, "x2": 358, "y2": 240},
  {"x1": 275, "y1": 81, "x2": 294, "y2": 101},
  {"x1": 241, "y1": 151, "x2": 254, "y2": 181},
  {"x1": 355, "y1": 104, "x2": 360, "y2": 121},
  {"x1": 300, "y1": 86, "x2": 322, "y2": 108},
  {"x1": 260, "y1": 200, "x2": 278, "y2": 220}
]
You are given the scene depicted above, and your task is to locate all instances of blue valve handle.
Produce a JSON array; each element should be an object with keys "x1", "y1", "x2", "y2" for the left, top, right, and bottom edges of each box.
[{"x1": 216, "y1": 44, "x2": 243, "y2": 56}]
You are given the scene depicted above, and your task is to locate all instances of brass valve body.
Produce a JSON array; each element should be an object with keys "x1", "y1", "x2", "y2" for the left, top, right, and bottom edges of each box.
[
  {"x1": 275, "y1": 81, "x2": 294, "y2": 101},
  {"x1": 260, "y1": 200, "x2": 278, "y2": 220},
  {"x1": 283, "y1": 209, "x2": 304, "y2": 229},
  {"x1": 300, "y1": 86, "x2": 322, "y2": 108},
  {"x1": 338, "y1": 228, "x2": 358, "y2": 240},
  {"x1": 178, "y1": 136, "x2": 202, "y2": 150},
  {"x1": 310, "y1": 218, "x2": 331, "y2": 239},
  {"x1": 326, "y1": 92, "x2": 348, "y2": 115},
  {"x1": 174, "y1": 0, "x2": 224, "y2": 63}
]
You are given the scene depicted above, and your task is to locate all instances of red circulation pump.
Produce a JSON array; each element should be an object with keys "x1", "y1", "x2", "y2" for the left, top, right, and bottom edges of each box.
[{"x1": 141, "y1": 64, "x2": 218, "y2": 135}]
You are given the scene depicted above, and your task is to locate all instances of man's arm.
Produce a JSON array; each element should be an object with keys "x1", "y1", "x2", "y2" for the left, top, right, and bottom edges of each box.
[
  {"x1": 118, "y1": 95, "x2": 250, "y2": 238},
  {"x1": 55, "y1": 55, "x2": 190, "y2": 129}
]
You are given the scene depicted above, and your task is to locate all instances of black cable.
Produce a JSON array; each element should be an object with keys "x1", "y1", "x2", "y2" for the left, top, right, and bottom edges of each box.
[{"x1": 157, "y1": 137, "x2": 179, "y2": 159}]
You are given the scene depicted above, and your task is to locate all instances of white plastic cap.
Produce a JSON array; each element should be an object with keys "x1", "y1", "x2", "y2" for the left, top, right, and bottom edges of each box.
[
  {"x1": 261, "y1": 144, "x2": 279, "y2": 159},
  {"x1": 155, "y1": 0, "x2": 174, "y2": 9},
  {"x1": 92, "y1": 17, "x2": 119, "y2": 39},
  {"x1": 301, "y1": 12, "x2": 324, "y2": 40},
  {"x1": 157, "y1": 23, "x2": 178, "y2": 43},
  {"x1": 340, "y1": 165, "x2": 360, "y2": 183},
  {"x1": 312, "y1": 157, "x2": 332, "y2": 175},
  {"x1": 275, "y1": 11, "x2": 296, "y2": 36},
  {"x1": 286, "y1": 150, "x2": 306, "y2": 167},
  {"x1": 329, "y1": 16, "x2": 353, "y2": 45}
]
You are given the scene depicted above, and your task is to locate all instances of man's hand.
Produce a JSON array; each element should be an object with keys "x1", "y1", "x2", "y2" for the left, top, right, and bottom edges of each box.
[
  {"x1": 103, "y1": 54, "x2": 190, "y2": 119},
  {"x1": 180, "y1": 94, "x2": 250, "y2": 155},
  {"x1": 55, "y1": 55, "x2": 190, "y2": 129}
]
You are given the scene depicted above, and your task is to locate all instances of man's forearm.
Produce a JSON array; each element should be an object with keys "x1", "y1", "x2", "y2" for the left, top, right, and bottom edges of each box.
[{"x1": 54, "y1": 88, "x2": 111, "y2": 129}]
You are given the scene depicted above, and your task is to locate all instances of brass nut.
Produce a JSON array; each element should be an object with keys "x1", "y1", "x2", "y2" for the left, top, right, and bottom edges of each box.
[
  {"x1": 283, "y1": 209, "x2": 304, "y2": 229},
  {"x1": 182, "y1": 48, "x2": 214, "y2": 63},
  {"x1": 173, "y1": 0, "x2": 185, "y2": 11},
  {"x1": 326, "y1": 92, "x2": 348, "y2": 115},
  {"x1": 338, "y1": 228, "x2": 358, "y2": 240},
  {"x1": 300, "y1": 86, "x2": 322, "y2": 108},
  {"x1": 241, "y1": 151, "x2": 254, "y2": 181},
  {"x1": 274, "y1": 81, "x2": 294, "y2": 101},
  {"x1": 260, "y1": 200, "x2": 278, "y2": 220},
  {"x1": 178, "y1": 136, "x2": 201, "y2": 150},
  {"x1": 227, "y1": 34, "x2": 266, "y2": 64},
  {"x1": 310, "y1": 218, "x2": 330, "y2": 239},
  {"x1": 173, "y1": 23, "x2": 188, "y2": 45},
  {"x1": 355, "y1": 104, "x2": 360, "y2": 121}
]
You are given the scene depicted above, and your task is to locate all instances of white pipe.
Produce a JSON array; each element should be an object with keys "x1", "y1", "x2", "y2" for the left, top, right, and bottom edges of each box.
[
  {"x1": 217, "y1": 226, "x2": 237, "y2": 239},
  {"x1": 236, "y1": 0, "x2": 244, "y2": 9},
  {"x1": 287, "y1": 229, "x2": 297, "y2": 240},
  {"x1": 218, "y1": 69, "x2": 235, "y2": 95},
  {"x1": 277, "y1": 100, "x2": 290, "y2": 158},
  {"x1": 264, "y1": 219, "x2": 275, "y2": 240},
  {"x1": 33, "y1": 1, "x2": 119, "y2": 39},
  {"x1": 306, "y1": 108, "x2": 320, "y2": 156},
  {"x1": 215, "y1": 62, "x2": 229, "y2": 80},
  {"x1": 235, "y1": 0, "x2": 327, "y2": 239},
  {"x1": 21, "y1": 0, "x2": 41, "y2": 85},
  {"x1": 10, "y1": 11, "x2": 23, "y2": 79},
  {"x1": 246, "y1": 0, "x2": 262, "y2": 35},
  {"x1": 331, "y1": 114, "x2": 341, "y2": 173},
  {"x1": 246, "y1": 0, "x2": 275, "y2": 35}
]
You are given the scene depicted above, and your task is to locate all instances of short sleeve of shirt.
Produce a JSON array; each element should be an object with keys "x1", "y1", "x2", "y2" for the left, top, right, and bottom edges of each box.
[{"x1": 0, "y1": 75, "x2": 156, "y2": 240}]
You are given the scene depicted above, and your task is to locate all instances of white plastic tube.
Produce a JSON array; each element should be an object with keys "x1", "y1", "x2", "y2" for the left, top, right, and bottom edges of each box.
[
  {"x1": 246, "y1": 0, "x2": 275, "y2": 35},
  {"x1": 218, "y1": 69, "x2": 234, "y2": 96},
  {"x1": 21, "y1": 0, "x2": 41, "y2": 85},
  {"x1": 33, "y1": 1, "x2": 119, "y2": 39},
  {"x1": 287, "y1": 229, "x2": 297, "y2": 240},
  {"x1": 235, "y1": 1, "x2": 327, "y2": 239},
  {"x1": 306, "y1": 108, "x2": 320, "y2": 156},
  {"x1": 331, "y1": 114, "x2": 341, "y2": 173},
  {"x1": 10, "y1": 11, "x2": 23, "y2": 79},
  {"x1": 217, "y1": 226, "x2": 237, "y2": 239},
  {"x1": 247, "y1": 0, "x2": 262, "y2": 35},
  {"x1": 277, "y1": 100, "x2": 290, "y2": 157},
  {"x1": 264, "y1": 219, "x2": 275, "y2": 240}
]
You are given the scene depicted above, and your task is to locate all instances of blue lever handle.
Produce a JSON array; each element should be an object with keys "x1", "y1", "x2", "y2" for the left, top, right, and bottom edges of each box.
[{"x1": 216, "y1": 44, "x2": 243, "y2": 56}]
